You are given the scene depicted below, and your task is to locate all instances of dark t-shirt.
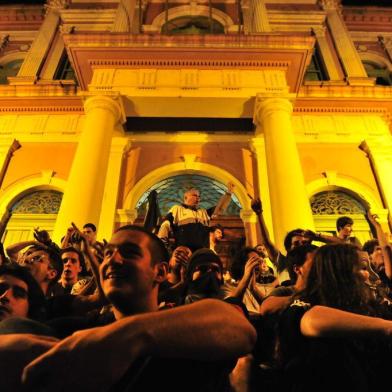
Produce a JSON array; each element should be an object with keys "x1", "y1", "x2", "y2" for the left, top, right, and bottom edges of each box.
[{"x1": 278, "y1": 300, "x2": 392, "y2": 392}]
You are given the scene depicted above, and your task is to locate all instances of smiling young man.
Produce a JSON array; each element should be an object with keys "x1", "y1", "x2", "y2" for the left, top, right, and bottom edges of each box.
[{"x1": 22, "y1": 225, "x2": 256, "y2": 391}]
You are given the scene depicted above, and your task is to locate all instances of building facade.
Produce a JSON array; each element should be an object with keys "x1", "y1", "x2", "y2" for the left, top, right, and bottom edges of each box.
[{"x1": 0, "y1": 0, "x2": 391, "y2": 256}]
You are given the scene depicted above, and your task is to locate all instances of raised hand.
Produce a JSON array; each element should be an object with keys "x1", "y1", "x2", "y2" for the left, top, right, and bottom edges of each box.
[
  {"x1": 251, "y1": 198, "x2": 263, "y2": 215},
  {"x1": 33, "y1": 227, "x2": 51, "y2": 245}
]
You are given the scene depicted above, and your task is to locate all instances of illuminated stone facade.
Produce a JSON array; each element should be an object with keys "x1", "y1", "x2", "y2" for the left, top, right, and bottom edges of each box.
[{"x1": 0, "y1": 0, "x2": 391, "y2": 255}]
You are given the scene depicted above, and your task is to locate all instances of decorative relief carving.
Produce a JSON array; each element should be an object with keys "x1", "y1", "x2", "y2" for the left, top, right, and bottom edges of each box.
[
  {"x1": 137, "y1": 69, "x2": 157, "y2": 89},
  {"x1": 180, "y1": 70, "x2": 199, "y2": 89},
  {"x1": 45, "y1": 0, "x2": 69, "y2": 10},
  {"x1": 12, "y1": 190, "x2": 63, "y2": 214},
  {"x1": 310, "y1": 191, "x2": 366, "y2": 215},
  {"x1": 319, "y1": 0, "x2": 342, "y2": 12}
]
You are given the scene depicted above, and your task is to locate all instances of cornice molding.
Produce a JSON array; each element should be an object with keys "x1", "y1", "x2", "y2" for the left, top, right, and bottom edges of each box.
[
  {"x1": 89, "y1": 58, "x2": 290, "y2": 69},
  {"x1": 63, "y1": 32, "x2": 315, "y2": 48}
]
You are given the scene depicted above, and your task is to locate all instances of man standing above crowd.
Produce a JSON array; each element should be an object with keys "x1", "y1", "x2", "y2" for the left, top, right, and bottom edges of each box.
[{"x1": 158, "y1": 183, "x2": 234, "y2": 252}]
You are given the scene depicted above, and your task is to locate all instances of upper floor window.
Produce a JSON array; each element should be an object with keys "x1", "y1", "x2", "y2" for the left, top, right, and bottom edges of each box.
[
  {"x1": 54, "y1": 53, "x2": 77, "y2": 83},
  {"x1": 304, "y1": 48, "x2": 328, "y2": 82},
  {"x1": 363, "y1": 61, "x2": 392, "y2": 86},
  {"x1": 0, "y1": 59, "x2": 23, "y2": 84},
  {"x1": 162, "y1": 16, "x2": 224, "y2": 35}
]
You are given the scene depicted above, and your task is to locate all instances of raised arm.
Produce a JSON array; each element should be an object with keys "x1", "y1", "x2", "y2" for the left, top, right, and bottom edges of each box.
[
  {"x1": 251, "y1": 198, "x2": 279, "y2": 263},
  {"x1": 6, "y1": 240, "x2": 39, "y2": 262},
  {"x1": 23, "y1": 299, "x2": 256, "y2": 390},
  {"x1": 366, "y1": 211, "x2": 392, "y2": 280},
  {"x1": 300, "y1": 305, "x2": 392, "y2": 338}
]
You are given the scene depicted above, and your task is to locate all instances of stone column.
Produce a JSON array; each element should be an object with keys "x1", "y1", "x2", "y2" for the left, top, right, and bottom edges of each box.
[
  {"x1": 250, "y1": 0, "x2": 271, "y2": 33},
  {"x1": 112, "y1": 0, "x2": 137, "y2": 32},
  {"x1": 312, "y1": 26, "x2": 340, "y2": 81},
  {"x1": 97, "y1": 137, "x2": 131, "y2": 241},
  {"x1": 53, "y1": 95, "x2": 125, "y2": 242},
  {"x1": 12, "y1": 0, "x2": 68, "y2": 83},
  {"x1": 254, "y1": 96, "x2": 314, "y2": 250},
  {"x1": 319, "y1": 0, "x2": 371, "y2": 85},
  {"x1": 360, "y1": 137, "x2": 392, "y2": 229}
]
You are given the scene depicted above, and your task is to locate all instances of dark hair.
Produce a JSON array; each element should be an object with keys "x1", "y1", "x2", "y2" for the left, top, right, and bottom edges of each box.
[
  {"x1": 230, "y1": 247, "x2": 257, "y2": 280},
  {"x1": 286, "y1": 244, "x2": 318, "y2": 284},
  {"x1": 0, "y1": 263, "x2": 46, "y2": 321},
  {"x1": 362, "y1": 239, "x2": 379, "y2": 255},
  {"x1": 83, "y1": 223, "x2": 97, "y2": 232},
  {"x1": 209, "y1": 225, "x2": 224, "y2": 237},
  {"x1": 336, "y1": 216, "x2": 353, "y2": 232},
  {"x1": 296, "y1": 243, "x2": 375, "y2": 315},
  {"x1": 60, "y1": 246, "x2": 87, "y2": 275},
  {"x1": 32, "y1": 245, "x2": 63, "y2": 280},
  {"x1": 115, "y1": 225, "x2": 170, "y2": 264},
  {"x1": 283, "y1": 229, "x2": 305, "y2": 252}
]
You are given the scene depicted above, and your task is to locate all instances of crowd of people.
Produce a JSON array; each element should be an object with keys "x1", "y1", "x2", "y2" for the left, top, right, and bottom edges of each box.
[{"x1": 0, "y1": 186, "x2": 392, "y2": 392}]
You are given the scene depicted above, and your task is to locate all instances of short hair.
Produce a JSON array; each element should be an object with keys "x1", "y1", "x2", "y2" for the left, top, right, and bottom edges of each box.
[
  {"x1": 209, "y1": 225, "x2": 224, "y2": 236},
  {"x1": 0, "y1": 263, "x2": 46, "y2": 321},
  {"x1": 60, "y1": 246, "x2": 87, "y2": 275},
  {"x1": 362, "y1": 239, "x2": 379, "y2": 255},
  {"x1": 83, "y1": 223, "x2": 97, "y2": 232},
  {"x1": 32, "y1": 245, "x2": 63, "y2": 279},
  {"x1": 283, "y1": 229, "x2": 305, "y2": 252},
  {"x1": 286, "y1": 244, "x2": 318, "y2": 283},
  {"x1": 336, "y1": 216, "x2": 353, "y2": 232},
  {"x1": 115, "y1": 225, "x2": 170, "y2": 264},
  {"x1": 184, "y1": 188, "x2": 199, "y2": 200}
]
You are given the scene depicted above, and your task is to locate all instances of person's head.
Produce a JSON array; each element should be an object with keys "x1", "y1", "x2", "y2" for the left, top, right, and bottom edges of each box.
[
  {"x1": 283, "y1": 229, "x2": 309, "y2": 252},
  {"x1": 60, "y1": 247, "x2": 85, "y2": 286},
  {"x1": 209, "y1": 225, "x2": 224, "y2": 242},
  {"x1": 254, "y1": 243, "x2": 267, "y2": 258},
  {"x1": 301, "y1": 243, "x2": 373, "y2": 314},
  {"x1": 363, "y1": 239, "x2": 383, "y2": 268},
  {"x1": 83, "y1": 223, "x2": 97, "y2": 244},
  {"x1": 100, "y1": 225, "x2": 169, "y2": 318},
  {"x1": 0, "y1": 264, "x2": 45, "y2": 321},
  {"x1": 183, "y1": 188, "x2": 200, "y2": 208},
  {"x1": 286, "y1": 244, "x2": 318, "y2": 284},
  {"x1": 22, "y1": 245, "x2": 62, "y2": 291},
  {"x1": 185, "y1": 248, "x2": 223, "y2": 298},
  {"x1": 336, "y1": 216, "x2": 354, "y2": 238}
]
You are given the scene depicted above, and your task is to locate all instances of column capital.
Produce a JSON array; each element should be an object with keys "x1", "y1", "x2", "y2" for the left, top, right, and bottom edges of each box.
[
  {"x1": 240, "y1": 209, "x2": 257, "y2": 224},
  {"x1": 250, "y1": 136, "x2": 265, "y2": 155},
  {"x1": 45, "y1": 0, "x2": 69, "y2": 10},
  {"x1": 319, "y1": 0, "x2": 342, "y2": 11},
  {"x1": 311, "y1": 25, "x2": 326, "y2": 38},
  {"x1": 83, "y1": 95, "x2": 126, "y2": 125},
  {"x1": 253, "y1": 96, "x2": 293, "y2": 128},
  {"x1": 360, "y1": 137, "x2": 392, "y2": 162}
]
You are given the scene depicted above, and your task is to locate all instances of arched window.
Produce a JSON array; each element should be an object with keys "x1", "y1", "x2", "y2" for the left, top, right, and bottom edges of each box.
[
  {"x1": 310, "y1": 190, "x2": 366, "y2": 215},
  {"x1": 310, "y1": 190, "x2": 372, "y2": 244},
  {"x1": 11, "y1": 190, "x2": 63, "y2": 214},
  {"x1": 363, "y1": 61, "x2": 392, "y2": 86},
  {"x1": 162, "y1": 16, "x2": 224, "y2": 35},
  {"x1": 136, "y1": 174, "x2": 241, "y2": 218},
  {"x1": 2, "y1": 190, "x2": 63, "y2": 248},
  {"x1": 0, "y1": 58, "x2": 23, "y2": 84}
]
